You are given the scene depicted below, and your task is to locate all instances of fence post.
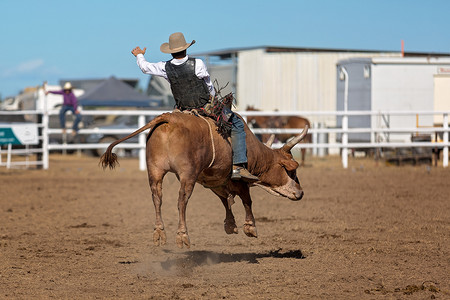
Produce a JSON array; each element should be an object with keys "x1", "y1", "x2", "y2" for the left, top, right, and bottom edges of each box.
[
  {"x1": 318, "y1": 123, "x2": 327, "y2": 157},
  {"x1": 443, "y1": 113, "x2": 448, "y2": 168},
  {"x1": 342, "y1": 114, "x2": 348, "y2": 168},
  {"x1": 138, "y1": 115, "x2": 146, "y2": 171},
  {"x1": 42, "y1": 112, "x2": 49, "y2": 169},
  {"x1": 312, "y1": 122, "x2": 318, "y2": 156},
  {"x1": 7, "y1": 143, "x2": 12, "y2": 168},
  {"x1": 340, "y1": 66, "x2": 349, "y2": 169}
]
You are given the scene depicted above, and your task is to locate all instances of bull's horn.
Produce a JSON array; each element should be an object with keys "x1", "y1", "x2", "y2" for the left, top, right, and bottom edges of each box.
[
  {"x1": 281, "y1": 125, "x2": 309, "y2": 152},
  {"x1": 265, "y1": 134, "x2": 275, "y2": 148}
]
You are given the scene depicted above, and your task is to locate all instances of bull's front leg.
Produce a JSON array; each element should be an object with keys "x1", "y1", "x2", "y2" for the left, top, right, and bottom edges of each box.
[
  {"x1": 212, "y1": 189, "x2": 238, "y2": 235},
  {"x1": 239, "y1": 187, "x2": 257, "y2": 238},
  {"x1": 176, "y1": 179, "x2": 196, "y2": 248},
  {"x1": 223, "y1": 194, "x2": 239, "y2": 234}
]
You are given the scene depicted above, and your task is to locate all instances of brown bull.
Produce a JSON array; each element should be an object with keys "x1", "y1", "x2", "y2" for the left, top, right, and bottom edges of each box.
[
  {"x1": 246, "y1": 106, "x2": 312, "y2": 166},
  {"x1": 100, "y1": 111, "x2": 308, "y2": 248}
]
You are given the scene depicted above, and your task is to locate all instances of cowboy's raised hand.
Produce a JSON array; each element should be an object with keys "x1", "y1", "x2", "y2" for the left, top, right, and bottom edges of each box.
[{"x1": 131, "y1": 46, "x2": 146, "y2": 57}]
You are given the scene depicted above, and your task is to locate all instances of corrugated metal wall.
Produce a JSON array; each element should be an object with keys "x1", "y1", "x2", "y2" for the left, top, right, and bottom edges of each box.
[{"x1": 236, "y1": 49, "x2": 400, "y2": 125}]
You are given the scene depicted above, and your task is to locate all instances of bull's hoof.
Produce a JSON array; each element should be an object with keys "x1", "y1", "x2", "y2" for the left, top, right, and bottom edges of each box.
[
  {"x1": 176, "y1": 232, "x2": 190, "y2": 249},
  {"x1": 153, "y1": 227, "x2": 167, "y2": 246},
  {"x1": 224, "y1": 218, "x2": 238, "y2": 235},
  {"x1": 243, "y1": 222, "x2": 258, "y2": 238}
]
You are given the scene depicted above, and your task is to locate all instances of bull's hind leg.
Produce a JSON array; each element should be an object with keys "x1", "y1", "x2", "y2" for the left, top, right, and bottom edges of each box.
[
  {"x1": 149, "y1": 171, "x2": 167, "y2": 246},
  {"x1": 175, "y1": 177, "x2": 196, "y2": 249}
]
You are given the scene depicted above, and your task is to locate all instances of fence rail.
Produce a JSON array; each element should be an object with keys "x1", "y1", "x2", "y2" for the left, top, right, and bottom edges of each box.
[{"x1": 1, "y1": 109, "x2": 449, "y2": 169}]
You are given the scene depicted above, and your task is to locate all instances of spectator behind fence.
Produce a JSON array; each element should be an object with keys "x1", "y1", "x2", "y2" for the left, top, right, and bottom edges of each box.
[{"x1": 45, "y1": 82, "x2": 82, "y2": 136}]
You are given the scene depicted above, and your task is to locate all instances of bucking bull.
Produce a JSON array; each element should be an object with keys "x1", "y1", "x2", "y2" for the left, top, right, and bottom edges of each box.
[{"x1": 100, "y1": 111, "x2": 308, "y2": 248}]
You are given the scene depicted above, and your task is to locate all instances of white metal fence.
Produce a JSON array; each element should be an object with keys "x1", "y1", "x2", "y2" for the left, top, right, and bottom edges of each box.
[{"x1": 1, "y1": 109, "x2": 449, "y2": 170}]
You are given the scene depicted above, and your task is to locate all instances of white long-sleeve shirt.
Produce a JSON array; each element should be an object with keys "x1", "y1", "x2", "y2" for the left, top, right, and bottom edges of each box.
[{"x1": 136, "y1": 54, "x2": 215, "y2": 97}]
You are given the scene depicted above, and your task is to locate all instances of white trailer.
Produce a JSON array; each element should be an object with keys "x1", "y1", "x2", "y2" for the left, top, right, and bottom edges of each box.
[
  {"x1": 336, "y1": 57, "x2": 450, "y2": 143},
  {"x1": 1, "y1": 85, "x2": 84, "y2": 111}
]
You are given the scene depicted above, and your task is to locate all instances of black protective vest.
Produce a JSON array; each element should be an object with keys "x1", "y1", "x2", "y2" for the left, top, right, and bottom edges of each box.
[{"x1": 165, "y1": 57, "x2": 210, "y2": 110}]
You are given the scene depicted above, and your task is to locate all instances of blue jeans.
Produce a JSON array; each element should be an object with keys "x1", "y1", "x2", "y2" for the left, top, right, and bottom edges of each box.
[
  {"x1": 59, "y1": 105, "x2": 82, "y2": 132},
  {"x1": 230, "y1": 112, "x2": 247, "y2": 165}
]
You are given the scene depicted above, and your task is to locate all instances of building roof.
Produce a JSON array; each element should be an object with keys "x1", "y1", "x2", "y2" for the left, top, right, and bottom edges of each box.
[
  {"x1": 193, "y1": 45, "x2": 450, "y2": 60},
  {"x1": 338, "y1": 56, "x2": 450, "y2": 65}
]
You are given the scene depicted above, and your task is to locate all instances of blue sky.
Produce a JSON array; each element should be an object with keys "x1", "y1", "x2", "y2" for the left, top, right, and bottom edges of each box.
[{"x1": 1, "y1": 0, "x2": 449, "y2": 98}]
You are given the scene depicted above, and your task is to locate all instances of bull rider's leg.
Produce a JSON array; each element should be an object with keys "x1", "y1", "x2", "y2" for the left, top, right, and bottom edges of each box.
[
  {"x1": 230, "y1": 114, "x2": 259, "y2": 183},
  {"x1": 176, "y1": 178, "x2": 196, "y2": 248}
]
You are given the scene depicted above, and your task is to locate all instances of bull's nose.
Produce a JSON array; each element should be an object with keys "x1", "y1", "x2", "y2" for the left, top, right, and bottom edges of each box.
[{"x1": 293, "y1": 190, "x2": 304, "y2": 201}]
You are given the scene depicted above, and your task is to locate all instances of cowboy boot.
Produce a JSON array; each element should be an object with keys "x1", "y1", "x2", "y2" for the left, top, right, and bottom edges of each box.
[{"x1": 231, "y1": 165, "x2": 259, "y2": 183}]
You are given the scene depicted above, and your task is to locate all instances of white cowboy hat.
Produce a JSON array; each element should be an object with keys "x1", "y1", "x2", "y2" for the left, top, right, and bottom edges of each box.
[
  {"x1": 160, "y1": 32, "x2": 195, "y2": 54},
  {"x1": 63, "y1": 82, "x2": 73, "y2": 90}
]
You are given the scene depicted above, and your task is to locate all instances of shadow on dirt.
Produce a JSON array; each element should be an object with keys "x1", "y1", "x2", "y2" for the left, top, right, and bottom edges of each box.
[{"x1": 160, "y1": 248, "x2": 305, "y2": 270}]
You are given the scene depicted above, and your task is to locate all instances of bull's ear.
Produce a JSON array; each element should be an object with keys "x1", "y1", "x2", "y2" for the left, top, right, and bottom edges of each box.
[{"x1": 280, "y1": 159, "x2": 299, "y2": 172}]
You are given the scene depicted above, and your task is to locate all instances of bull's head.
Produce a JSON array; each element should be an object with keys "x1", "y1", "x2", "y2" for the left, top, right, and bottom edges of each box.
[{"x1": 254, "y1": 126, "x2": 308, "y2": 201}]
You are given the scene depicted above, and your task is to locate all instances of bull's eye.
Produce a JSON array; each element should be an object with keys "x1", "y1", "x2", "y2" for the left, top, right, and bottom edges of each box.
[
  {"x1": 284, "y1": 167, "x2": 297, "y2": 179},
  {"x1": 288, "y1": 169, "x2": 300, "y2": 184}
]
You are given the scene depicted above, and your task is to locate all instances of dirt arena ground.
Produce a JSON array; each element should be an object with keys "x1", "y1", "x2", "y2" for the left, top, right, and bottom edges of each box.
[{"x1": 1, "y1": 153, "x2": 449, "y2": 299}]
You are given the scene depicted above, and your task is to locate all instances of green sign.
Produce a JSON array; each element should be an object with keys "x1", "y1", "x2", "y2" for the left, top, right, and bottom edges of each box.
[{"x1": 0, "y1": 124, "x2": 38, "y2": 145}]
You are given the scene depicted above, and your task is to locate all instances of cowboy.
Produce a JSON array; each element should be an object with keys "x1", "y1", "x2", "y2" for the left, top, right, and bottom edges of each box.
[
  {"x1": 45, "y1": 82, "x2": 82, "y2": 136},
  {"x1": 131, "y1": 32, "x2": 258, "y2": 182}
]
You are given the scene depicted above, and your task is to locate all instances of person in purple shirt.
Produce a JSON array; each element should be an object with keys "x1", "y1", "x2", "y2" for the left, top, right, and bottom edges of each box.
[{"x1": 46, "y1": 82, "x2": 82, "y2": 136}]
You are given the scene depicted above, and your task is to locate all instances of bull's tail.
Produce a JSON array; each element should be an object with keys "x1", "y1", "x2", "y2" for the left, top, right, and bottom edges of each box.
[{"x1": 99, "y1": 113, "x2": 170, "y2": 169}]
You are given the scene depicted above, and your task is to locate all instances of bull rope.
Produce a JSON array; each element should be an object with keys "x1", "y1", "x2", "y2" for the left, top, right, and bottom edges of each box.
[{"x1": 198, "y1": 115, "x2": 215, "y2": 168}]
